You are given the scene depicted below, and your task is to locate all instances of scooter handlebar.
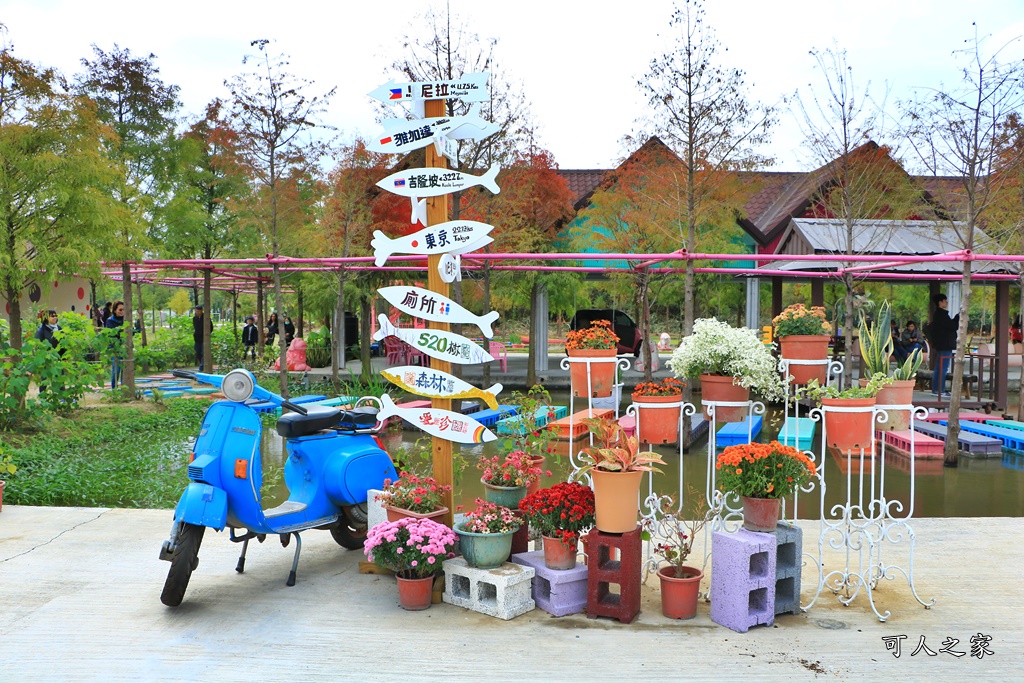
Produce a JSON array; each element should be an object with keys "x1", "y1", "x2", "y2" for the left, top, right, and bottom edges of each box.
[{"x1": 281, "y1": 400, "x2": 308, "y2": 416}]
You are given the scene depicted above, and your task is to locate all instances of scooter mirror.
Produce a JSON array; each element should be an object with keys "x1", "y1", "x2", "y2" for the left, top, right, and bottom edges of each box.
[{"x1": 222, "y1": 369, "x2": 255, "y2": 402}]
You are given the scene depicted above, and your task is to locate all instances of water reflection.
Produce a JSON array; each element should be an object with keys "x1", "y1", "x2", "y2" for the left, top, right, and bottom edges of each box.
[{"x1": 255, "y1": 393, "x2": 1024, "y2": 518}]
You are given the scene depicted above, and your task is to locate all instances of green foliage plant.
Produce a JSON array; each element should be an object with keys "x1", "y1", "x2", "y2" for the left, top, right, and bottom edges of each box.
[
  {"x1": 799, "y1": 372, "x2": 893, "y2": 403},
  {"x1": 500, "y1": 385, "x2": 560, "y2": 465},
  {"x1": 576, "y1": 417, "x2": 665, "y2": 477},
  {"x1": 858, "y1": 300, "x2": 923, "y2": 381}
]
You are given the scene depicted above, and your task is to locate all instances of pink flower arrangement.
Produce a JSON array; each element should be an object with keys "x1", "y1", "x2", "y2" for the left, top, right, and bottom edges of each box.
[
  {"x1": 458, "y1": 500, "x2": 522, "y2": 535},
  {"x1": 364, "y1": 517, "x2": 457, "y2": 579},
  {"x1": 477, "y1": 450, "x2": 542, "y2": 488}
]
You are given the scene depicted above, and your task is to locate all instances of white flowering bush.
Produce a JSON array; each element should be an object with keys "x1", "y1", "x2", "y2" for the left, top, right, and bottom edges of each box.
[{"x1": 668, "y1": 318, "x2": 787, "y2": 402}]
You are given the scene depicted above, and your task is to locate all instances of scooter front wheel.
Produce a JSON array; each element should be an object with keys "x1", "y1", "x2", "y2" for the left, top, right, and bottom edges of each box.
[{"x1": 160, "y1": 522, "x2": 206, "y2": 607}]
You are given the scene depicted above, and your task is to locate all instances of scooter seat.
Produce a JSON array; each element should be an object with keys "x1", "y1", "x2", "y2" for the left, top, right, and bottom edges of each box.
[{"x1": 276, "y1": 405, "x2": 342, "y2": 438}]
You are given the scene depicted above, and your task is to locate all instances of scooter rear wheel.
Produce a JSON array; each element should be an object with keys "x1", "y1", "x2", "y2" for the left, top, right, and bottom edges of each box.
[
  {"x1": 160, "y1": 522, "x2": 205, "y2": 607},
  {"x1": 330, "y1": 521, "x2": 367, "y2": 550}
]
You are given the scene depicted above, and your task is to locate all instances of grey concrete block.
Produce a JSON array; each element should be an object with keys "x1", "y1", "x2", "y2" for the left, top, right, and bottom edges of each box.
[
  {"x1": 366, "y1": 488, "x2": 387, "y2": 531},
  {"x1": 442, "y1": 558, "x2": 535, "y2": 620},
  {"x1": 774, "y1": 522, "x2": 803, "y2": 616}
]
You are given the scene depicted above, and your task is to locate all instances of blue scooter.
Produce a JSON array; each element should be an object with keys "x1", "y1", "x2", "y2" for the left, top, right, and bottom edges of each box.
[{"x1": 158, "y1": 368, "x2": 397, "y2": 607}]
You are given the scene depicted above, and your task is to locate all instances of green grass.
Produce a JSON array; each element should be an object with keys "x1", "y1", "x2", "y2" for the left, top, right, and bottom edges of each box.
[{"x1": 5, "y1": 400, "x2": 210, "y2": 509}]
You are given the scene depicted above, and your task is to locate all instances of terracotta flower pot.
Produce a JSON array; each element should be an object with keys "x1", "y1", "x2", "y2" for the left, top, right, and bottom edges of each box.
[
  {"x1": 631, "y1": 393, "x2": 682, "y2": 445},
  {"x1": 862, "y1": 379, "x2": 915, "y2": 432},
  {"x1": 590, "y1": 469, "x2": 643, "y2": 533},
  {"x1": 567, "y1": 348, "x2": 617, "y2": 398},
  {"x1": 822, "y1": 397, "x2": 877, "y2": 452},
  {"x1": 481, "y1": 480, "x2": 527, "y2": 509},
  {"x1": 778, "y1": 335, "x2": 831, "y2": 385},
  {"x1": 741, "y1": 496, "x2": 781, "y2": 532},
  {"x1": 385, "y1": 505, "x2": 449, "y2": 524},
  {"x1": 657, "y1": 565, "x2": 703, "y2": 619},
  {"x1": 542, "y1": 534, "x2": 579, "y2": 570},
  {"x1": 699, "y1": 374, "x2": 750, "y2": 424},
  {"x1": 395, "y1": 574, "x2": 435, "y2": 611},
  {"x1": 526, "y1": 455, "x2": 546, "y2": 497}
]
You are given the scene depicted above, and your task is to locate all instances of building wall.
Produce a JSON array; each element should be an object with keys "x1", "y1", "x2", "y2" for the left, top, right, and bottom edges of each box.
[{"x1": 1, "y1": 276, "x2": 93, "y2": 320}]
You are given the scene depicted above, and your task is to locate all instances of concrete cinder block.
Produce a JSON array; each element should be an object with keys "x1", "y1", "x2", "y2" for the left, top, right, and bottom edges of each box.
[
  {"x1": 774, "y1": 522, "x2": 803, "y2": 616},
  {"x1": 441, "y1": 558, "x2": 535, "y2": 620},
  {"x1": 710, "y1": 529, "x2": 776, "y2": 633},
  {"x1": 586, "y1": 527, "x2": 642, "y2": 624},
  {"x1": 366, "y1": 489, "x2": 386, "y2": 531},
  {"x1": 511, "y1": 550, "x2": 588, "y2": 617}
]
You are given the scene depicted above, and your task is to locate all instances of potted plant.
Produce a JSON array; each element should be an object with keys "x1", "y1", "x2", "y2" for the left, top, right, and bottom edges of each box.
[
  {"x1": 576, "y1": 417, "x2": 666, "y2": 533},
  {"x1": 715, "y1": 442, "x2": 818, "y2": 532},
  {"x1": 642, "y1": 491, "x2": 711, "y2": 619},
  {"x1": 631, "y1": 377, "x2": 684, "y2": 445},
  {"x1": 668, "y1": 318, "x2": 787, "y2": 423},
  {"x1": 859, "y1": 301, "x2": 923, "y2": 431},
  {"x1": 0, "y1": 446, "x2": 14, "y2": 512},
  {"x1": 375, "y1": 471, "x2": 452, "y2": 523},
  {"x1": 773, "y1": 303, "x2": 834, "y2": 385},
  {"x1": 363, "y1": 517, "x2": 458, "y2": 610},
  {"x1": 565, "y1": 318, "x2": 619, "y2": 398},
  {"x1": 477, "y1": 450, "x2": 542, "y2": 509},
  {"x1": 501, "y1": 385, "x2": 559, "y2": 495},
  {"x1": 454, "y1": 500, "x2": 523, "y2": 569},
  {"x1": 801, "y1": 373, "x2": 893, "y2": 452},
  {"x1": 519, "y1": 481, "x2": 596, "y2": 570}
]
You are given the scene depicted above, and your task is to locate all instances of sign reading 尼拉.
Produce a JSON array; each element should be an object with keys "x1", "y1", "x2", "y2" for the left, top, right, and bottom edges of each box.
[
  {"x1": 377, "y1": 394, "x2": 496, "y2": 444},
  {"x1": 371, "y1": 220, "x2": 494, "y2": 266},
  {"x1": 377, "y1": 164, "x2": 500, "y2": 199},
  {"x1": 378, "y1": 285, "x2": 498, "y2": 337},
  {"x1": 380, "y1": 365, "x2": 502, "y2": 410},
  {"x1": 368, "y1": 72, "x2": 490, "y2": 104},
  {"x1": 368, "y1": 104, "x2": 500, "y2": 156},
  {"x1": 373, "y1": 314, "x2": 493, "y2": 365}
]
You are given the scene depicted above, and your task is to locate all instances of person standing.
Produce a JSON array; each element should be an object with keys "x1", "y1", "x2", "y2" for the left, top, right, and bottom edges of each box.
[
  {"x1": 100, "y1": 302, "x2": 112, "y2": 326},
  {"x1": 35, "y1": 310, "x2": 64, "y2": 396},
  {"x1": 265, "y1": 312, "x2": 278, "y2": 349},
  {"x1": 284, "y1": 315, "x2": 296, "y2": 346},
  {"x1": 242, "y1": 315, "x2": 258, "y2": 360},
  {"x1": 928, "y1": 294, "x2": 959, "y2": 398},
  {"x1": 105, "y1": 301, "x2": 125, "y2": 389},
  {"x1": 193, "y1": 304, "x2": 212, "y2": 372}
]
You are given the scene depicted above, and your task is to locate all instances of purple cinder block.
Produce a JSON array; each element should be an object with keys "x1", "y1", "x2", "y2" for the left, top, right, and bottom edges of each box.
[
  {"x1": 710, "y1": 529, "x2": 776, "y2": 633},
  {"x1": 774, "y1": 523, "x2": 802, "y2": 616},
  {"x1": 512, "y1": 551, "x2": 588, "y2": 617}
]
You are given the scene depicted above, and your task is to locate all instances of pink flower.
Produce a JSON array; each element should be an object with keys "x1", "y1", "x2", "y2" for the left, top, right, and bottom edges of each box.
[
  {"x1": 427, "y1": 556, "x2": 435, "y2": 564},
  {"x1": 411, "y1": 560, "x2": 418, "y2": 567}
]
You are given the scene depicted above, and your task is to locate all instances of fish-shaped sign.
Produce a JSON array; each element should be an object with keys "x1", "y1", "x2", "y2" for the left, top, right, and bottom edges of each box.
[
  {"x1": 380, "y1": 365, "x2": 502, "y2": 410},
  {"x1": 371, "y1": 220, "x2": 494, "y2": 266},
  {"x1": 370, "y1": 105, "x2": 500, "y2": 155},
  {"x1": 373, "y1": 314, "x2": 493, "y2": 365},
  {"x1": 377, "y1": 394, "x2": 496, "y2": 444},
  {"x1": 368, "y1": 73, "x2": 490, "y2": 104},
  {"x1": 378, "y1": 286, "x2": 499, "y2": 337},
  {"x1": 376, "y1": 164, "x2": 500, "y2": 199}
]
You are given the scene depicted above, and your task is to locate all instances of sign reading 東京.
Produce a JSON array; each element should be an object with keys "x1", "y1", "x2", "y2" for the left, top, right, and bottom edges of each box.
[
  {"x1": 378, "y1": 285, "x2": 499, "y2": 337},
  {"x1": 371, "y1": 220, "x2": 494, "y2": 266}
]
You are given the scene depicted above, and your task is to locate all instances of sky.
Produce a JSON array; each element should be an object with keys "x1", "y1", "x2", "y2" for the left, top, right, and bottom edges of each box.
[{"x1": 3, "y1": 0, "x2": 1024, "y2": 171}]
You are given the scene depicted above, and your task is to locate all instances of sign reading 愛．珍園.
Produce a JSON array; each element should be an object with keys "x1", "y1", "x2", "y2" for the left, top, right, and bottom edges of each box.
[
  {"x1": 373, "y1": 314, "x2": 493, "y2": 366},
  {"x1": 369, "y1": 104, "x2": 500, "y2": 155},
  {"x1": 368, "y1": 72, "x2": 490, "y2": 104},
  {"x1": 371, "y1": 220, "x2": 494, "y2": 266},
  {"x1": 377, "y1": 164, "x2": 500, "y2": 199},
  {"x1": 380, "y1": 365, "x2": 502, "y2": 411},
  {"x1": 377, "y1": 394, "x2": 496, "y2": 444},
  {"x1": 378, "y1": 285, "x2": 499, "y2": 337}
]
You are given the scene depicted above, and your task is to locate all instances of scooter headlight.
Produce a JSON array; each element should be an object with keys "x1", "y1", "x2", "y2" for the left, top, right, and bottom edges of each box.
[{"x1": 222, "y1": 369, "x2": 255, "y2": 402}]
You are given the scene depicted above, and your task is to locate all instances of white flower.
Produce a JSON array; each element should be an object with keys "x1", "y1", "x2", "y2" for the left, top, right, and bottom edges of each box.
[{"x1": 667, "y1": 318, "x2": 788, "y2": 402}]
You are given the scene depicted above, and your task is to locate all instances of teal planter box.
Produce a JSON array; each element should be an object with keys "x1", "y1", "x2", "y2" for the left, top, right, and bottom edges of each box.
[
  {"x1": 455, "y1": 528, "x2": 517, "y2": 569},
  {"x1": 778, "y1": 417, "x2": 817, "y2": 450}
]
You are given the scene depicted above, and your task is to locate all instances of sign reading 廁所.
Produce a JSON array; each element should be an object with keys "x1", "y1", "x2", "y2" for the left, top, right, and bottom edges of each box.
[
  {"x1": 380, "y1": 365, "x2": 502, "y2": 410},
  {"x1": 373, "y1": 314, "x2": 493, "y2": 366},
  {"x1": 368, "y1": 73, "x2": 490, "y2": 104},
  {"x1": 377, "y1": 394, "x2": 496, "y2": 444},
  {"x1": 371, "y1": 220, "x2": 494, "y2": 266},
  {"x1": 378, "y1": 285, "x2": 498, "y2": 337}
]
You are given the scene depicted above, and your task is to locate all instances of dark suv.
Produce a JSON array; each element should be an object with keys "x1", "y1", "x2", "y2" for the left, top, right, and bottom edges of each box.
[{"x1": 568, "y1": 309, "x2": 644, "y2": 356}]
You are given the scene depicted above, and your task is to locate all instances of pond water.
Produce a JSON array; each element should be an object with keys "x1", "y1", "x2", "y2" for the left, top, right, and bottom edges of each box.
[{"x1": 257, "y1": 391, "x2": 1024, "y2": 518}]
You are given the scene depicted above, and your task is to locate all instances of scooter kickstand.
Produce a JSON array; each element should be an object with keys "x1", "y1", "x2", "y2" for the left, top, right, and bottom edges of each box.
[
  {"x1": 286, "y1": 532, "x2": 302, "y2": 587},
  {"x1": 236, "y1": 538, "x2": 249, "y2": 574}
]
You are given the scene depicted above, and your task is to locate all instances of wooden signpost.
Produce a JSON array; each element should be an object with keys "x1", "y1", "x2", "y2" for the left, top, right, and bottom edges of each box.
[{"x1": 370, "y1": 77, "x2": 498, "y2": 526}]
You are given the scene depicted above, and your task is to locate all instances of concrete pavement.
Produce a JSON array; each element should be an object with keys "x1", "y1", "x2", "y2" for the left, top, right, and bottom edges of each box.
[{"x1": 2, "y1": 505, "x2": 1021, "y2": 681}]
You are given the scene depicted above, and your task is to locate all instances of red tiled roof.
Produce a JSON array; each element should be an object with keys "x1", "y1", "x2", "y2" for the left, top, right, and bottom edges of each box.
[{"x1": 559, "y1": 169, "x2": 608, "y2": 209}]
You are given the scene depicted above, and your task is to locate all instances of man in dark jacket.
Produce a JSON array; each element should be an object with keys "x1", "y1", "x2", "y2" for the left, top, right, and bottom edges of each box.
[
  {"x1": 193, "y1": 304, "x2": 212, "y2": 371},
  {"x1": 242, "y1": 315, "x2": 258, "y2": 360},
  {"x1": 928, "y1": 294, "x2": 959, "y2": 398}
]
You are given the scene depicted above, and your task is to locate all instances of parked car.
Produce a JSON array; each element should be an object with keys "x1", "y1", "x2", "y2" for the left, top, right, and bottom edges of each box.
[{"x1": 568, "y1": 309, "x2": 644, "y2": 356}]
